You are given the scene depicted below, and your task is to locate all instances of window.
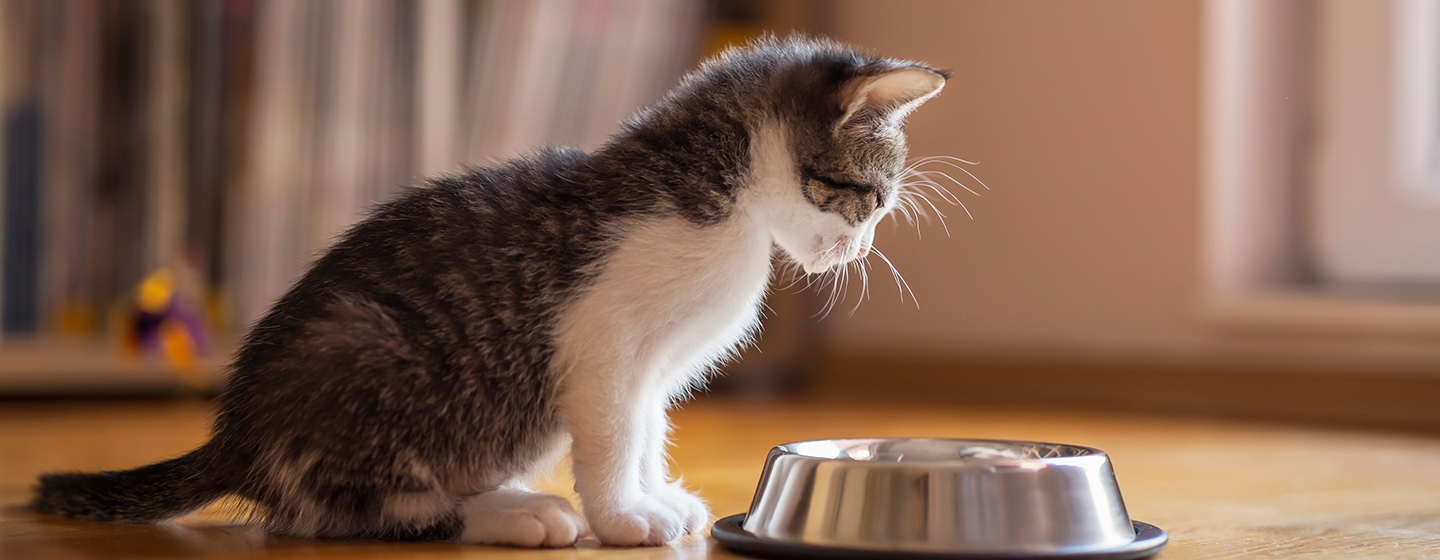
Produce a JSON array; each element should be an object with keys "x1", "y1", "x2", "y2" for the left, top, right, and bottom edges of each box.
[
  {"x1": 1311, "y1": 0, "x2": 1440, "y2": 285},
  {"x1": 1204, "y1": 0, "x2": 1440, "y2": 335}
]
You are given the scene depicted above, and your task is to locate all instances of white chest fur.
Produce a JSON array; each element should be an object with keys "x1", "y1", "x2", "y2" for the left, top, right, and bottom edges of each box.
[
  {"x1": 550, "y1": 120, "x2": 800, "y2": 400},
  {"x1": 547, "y1": 120, "x2": 800, "y2": 546},
  {"x1": 553, "y1": 210, "x2": 774, "y2": 399}
]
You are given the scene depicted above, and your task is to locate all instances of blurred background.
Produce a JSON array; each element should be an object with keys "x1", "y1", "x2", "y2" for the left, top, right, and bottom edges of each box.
[{"x1": 2, "y1": 0, "x2": 1439, "y2": 431}]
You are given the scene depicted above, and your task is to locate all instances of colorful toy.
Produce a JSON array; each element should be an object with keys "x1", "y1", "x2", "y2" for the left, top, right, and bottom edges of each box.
[{"x1": 119, "y1": 269, "x2": 210, "y2": 386}]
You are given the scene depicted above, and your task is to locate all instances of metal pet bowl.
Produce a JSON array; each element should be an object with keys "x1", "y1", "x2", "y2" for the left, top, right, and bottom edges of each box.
[{"x1": 712, "y1": 438, "x2": 1167, "y2": 560}]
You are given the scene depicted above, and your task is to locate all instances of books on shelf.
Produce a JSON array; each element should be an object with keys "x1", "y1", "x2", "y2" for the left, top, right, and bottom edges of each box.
[{"x1": 1, "y1": 0, "x2": 706, "y2": 352}]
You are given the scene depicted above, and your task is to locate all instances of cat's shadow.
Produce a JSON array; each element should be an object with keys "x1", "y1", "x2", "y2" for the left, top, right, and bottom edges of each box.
[{"x1": 5, "y1": 504, "x2": 714, "y2": 559}]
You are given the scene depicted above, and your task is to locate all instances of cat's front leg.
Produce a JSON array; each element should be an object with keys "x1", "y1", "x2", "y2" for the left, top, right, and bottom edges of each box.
[
  {"x1": 563, "y1": 380, "x2": 695, "y2": 546},
  {"x1": 639, "y1": 398, "x2": 711, "y2": 534}
]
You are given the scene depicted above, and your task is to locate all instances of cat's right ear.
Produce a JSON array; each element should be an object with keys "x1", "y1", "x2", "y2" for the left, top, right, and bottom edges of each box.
[{"x1": 836, "y1": 65, "x2": 948, "y2": 130}]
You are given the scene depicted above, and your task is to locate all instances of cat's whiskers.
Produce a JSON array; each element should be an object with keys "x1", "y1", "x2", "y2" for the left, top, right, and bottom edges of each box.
[
  {"x1": 892, "y1": 185, "x2": 931, "y2": 240},
  {"x1": 904, "y1": 154, "x2": 982, "y2": 171},
  {"x1": 891, "y1": 193, "x2": 919, "y2": 228},
  {"x1": 841, "y1": 261, "x2": 854, "y2": 316},
  {"x1": 776, "y1": 155, "x2": 968, "y2": 314},
  {"x1": 900, "y1": 185, "x2": 954, "y2": 235},
  {"x1": 909, "y1": 169, "x2": 976, "y2": 199},
  {"x1": 773, "y1": 159, "x2": 978, "y2": 319},
  {"x1": 903, "y1": 156, "x2": 989, "y2": 203},
  {"x1": 796, "y1": 258, "x2": 829, "y2": 295},
  {"x1": 900, "y1": 168, "x2": 975, "y2": 223},
  {"x1": 804, "y1": 265, "x2": 828, "y2": 292},
  {"x1": 909, "y1": 157, "x2": 991, "y2": 192},
  {"x1": 812, "y1": 271, "x2": 835, "y2": 318},
  {"x1": 896, "y1": 186, "x2": 928, "y2": 219},
  {"x1": 784, "y1": 265, "x2": 813, "y2": 292},
  {"x1": 776, "y1": 258, "x2": 814, "y2": 293},
  {"x1": 848, "y1": 255, "x2": 873, "y2": 315},
  {"x1": 828, "y1": 268, "x2": 842, "y2": 318},
  {"x1": 814, "y1": 253, "x2": 857, "y2": 319},
  {"x1": 871, "y1": 247, "x2": 918, "y2": 308}
]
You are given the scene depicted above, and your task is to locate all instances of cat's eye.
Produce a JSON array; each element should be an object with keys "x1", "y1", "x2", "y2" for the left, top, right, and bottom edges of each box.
[{"x1": 805, "y1": 170, "x2": 875, "y2": 195}]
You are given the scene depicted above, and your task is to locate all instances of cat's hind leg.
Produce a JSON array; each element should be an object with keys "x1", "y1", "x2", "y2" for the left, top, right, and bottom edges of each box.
[
  {"x1": 253, "y1": 457, "x2": 466, "y2": 541},
  {"x1": 457, "y1": 485, "x2": 586, "y2": 547}
]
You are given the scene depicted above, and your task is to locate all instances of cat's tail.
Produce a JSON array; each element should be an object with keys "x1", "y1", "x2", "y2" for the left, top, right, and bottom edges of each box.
[{"x1": 32, "y1": 441, "x2": 232, "y2": 522}]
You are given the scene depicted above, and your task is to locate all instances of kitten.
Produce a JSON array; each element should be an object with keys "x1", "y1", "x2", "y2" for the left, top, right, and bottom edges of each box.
[{"x1": 33, "y1": 36, "x2": 948, "y2": 547}]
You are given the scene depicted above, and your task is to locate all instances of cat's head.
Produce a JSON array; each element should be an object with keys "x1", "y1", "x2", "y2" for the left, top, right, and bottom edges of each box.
[{"x1": 744, "y1": 42, "x2": 948, "y2": 276}]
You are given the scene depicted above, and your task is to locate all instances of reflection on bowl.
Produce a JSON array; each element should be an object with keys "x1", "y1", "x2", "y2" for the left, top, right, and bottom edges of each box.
[{"x1": 734, "y1": 438, "x2": 1155, "y2": 556}]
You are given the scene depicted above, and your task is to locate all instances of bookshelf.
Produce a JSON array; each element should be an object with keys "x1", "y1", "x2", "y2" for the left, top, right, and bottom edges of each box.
[{"x1": 0, "y1": 0, "x2": 713, "y2": 393}]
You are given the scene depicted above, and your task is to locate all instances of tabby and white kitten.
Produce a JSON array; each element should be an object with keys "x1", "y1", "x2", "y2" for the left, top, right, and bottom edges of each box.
[{"x1": 34, "y1": 37, "x2": 948, "y2": 547}]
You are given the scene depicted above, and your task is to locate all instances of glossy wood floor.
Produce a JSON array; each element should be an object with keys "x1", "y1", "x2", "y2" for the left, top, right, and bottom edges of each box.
[{"x1": 3, "y1": 397, "x2": 1440, "y2": 559}]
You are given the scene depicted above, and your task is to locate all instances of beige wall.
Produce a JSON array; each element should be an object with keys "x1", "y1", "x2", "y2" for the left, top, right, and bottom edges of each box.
[{"x1": 809, "y1": 0, "x2": 1440, "y2": 373}]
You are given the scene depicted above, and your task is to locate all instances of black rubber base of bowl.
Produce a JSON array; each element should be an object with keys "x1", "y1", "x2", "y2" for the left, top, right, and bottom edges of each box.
[{"x1": 711, "y1": 514, "x2": 1168, "y2": 560}]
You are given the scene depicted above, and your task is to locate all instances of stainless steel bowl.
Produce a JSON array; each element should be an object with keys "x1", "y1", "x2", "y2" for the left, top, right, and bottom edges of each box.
[{"x1": 713, "y1": 438, "x2": 1167, "y2": 559}]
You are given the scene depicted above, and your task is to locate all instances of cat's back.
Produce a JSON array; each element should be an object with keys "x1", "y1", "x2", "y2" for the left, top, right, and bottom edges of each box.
[
  {"x1": 297, "y1": 146, "x2": 603, "y2": 291},
  {"x1": 226, "y1": 148, "x2": 603, "y2": 389},
  {"x1": 217, "y1": 147, "x2": 607, "y2": 448},
  {"x1": 371, "y1": 146, "x2": 595, "y2": 243}
]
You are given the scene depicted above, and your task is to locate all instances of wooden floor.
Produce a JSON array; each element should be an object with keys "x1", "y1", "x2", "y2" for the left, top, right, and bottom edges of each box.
[{"x1": 3, "y1": 397, "x2": 1440, "y2": 559}]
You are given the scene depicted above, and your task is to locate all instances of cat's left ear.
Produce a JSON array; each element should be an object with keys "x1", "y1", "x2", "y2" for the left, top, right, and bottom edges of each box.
[{"x1": 837, "y1": 65, "x2": 948, "y2": 130}]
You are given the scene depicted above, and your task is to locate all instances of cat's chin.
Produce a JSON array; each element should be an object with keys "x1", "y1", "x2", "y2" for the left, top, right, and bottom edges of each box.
[{"x1": 803, "y1": 260, "x2": 833, "y2": 275}]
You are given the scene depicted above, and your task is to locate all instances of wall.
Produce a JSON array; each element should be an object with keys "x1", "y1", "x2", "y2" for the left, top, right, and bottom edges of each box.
[{"x1": 813, "y1": 0, "x2": 1440, "y2": 374}]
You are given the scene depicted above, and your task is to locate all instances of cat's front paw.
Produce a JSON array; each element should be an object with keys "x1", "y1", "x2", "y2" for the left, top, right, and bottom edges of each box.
[
  {"x1": 588, "y1": 493, "x2": 704, "y2": 547},
  {"x1": 650, "y1": 481, "x2": 711, "y2": 534}
]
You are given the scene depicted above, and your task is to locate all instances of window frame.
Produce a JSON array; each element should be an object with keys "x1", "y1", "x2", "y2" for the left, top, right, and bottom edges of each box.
[{"x1": 1202, "y1": 0, "x2": 1440, "y2": 338}]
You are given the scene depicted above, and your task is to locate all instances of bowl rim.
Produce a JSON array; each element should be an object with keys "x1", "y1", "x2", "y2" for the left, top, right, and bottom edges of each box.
[
  {"x1": 771, "y1": 437, "x2": 1110, "y2": 466},
  {"x1": 714, "y1": 514, "x2": 1169, "y2": 560}
]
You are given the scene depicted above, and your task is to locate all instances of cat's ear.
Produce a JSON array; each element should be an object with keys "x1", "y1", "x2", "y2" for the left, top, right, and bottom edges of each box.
[{"x1": 837, "y1": 65, "x2": 948, "y2": 130}]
